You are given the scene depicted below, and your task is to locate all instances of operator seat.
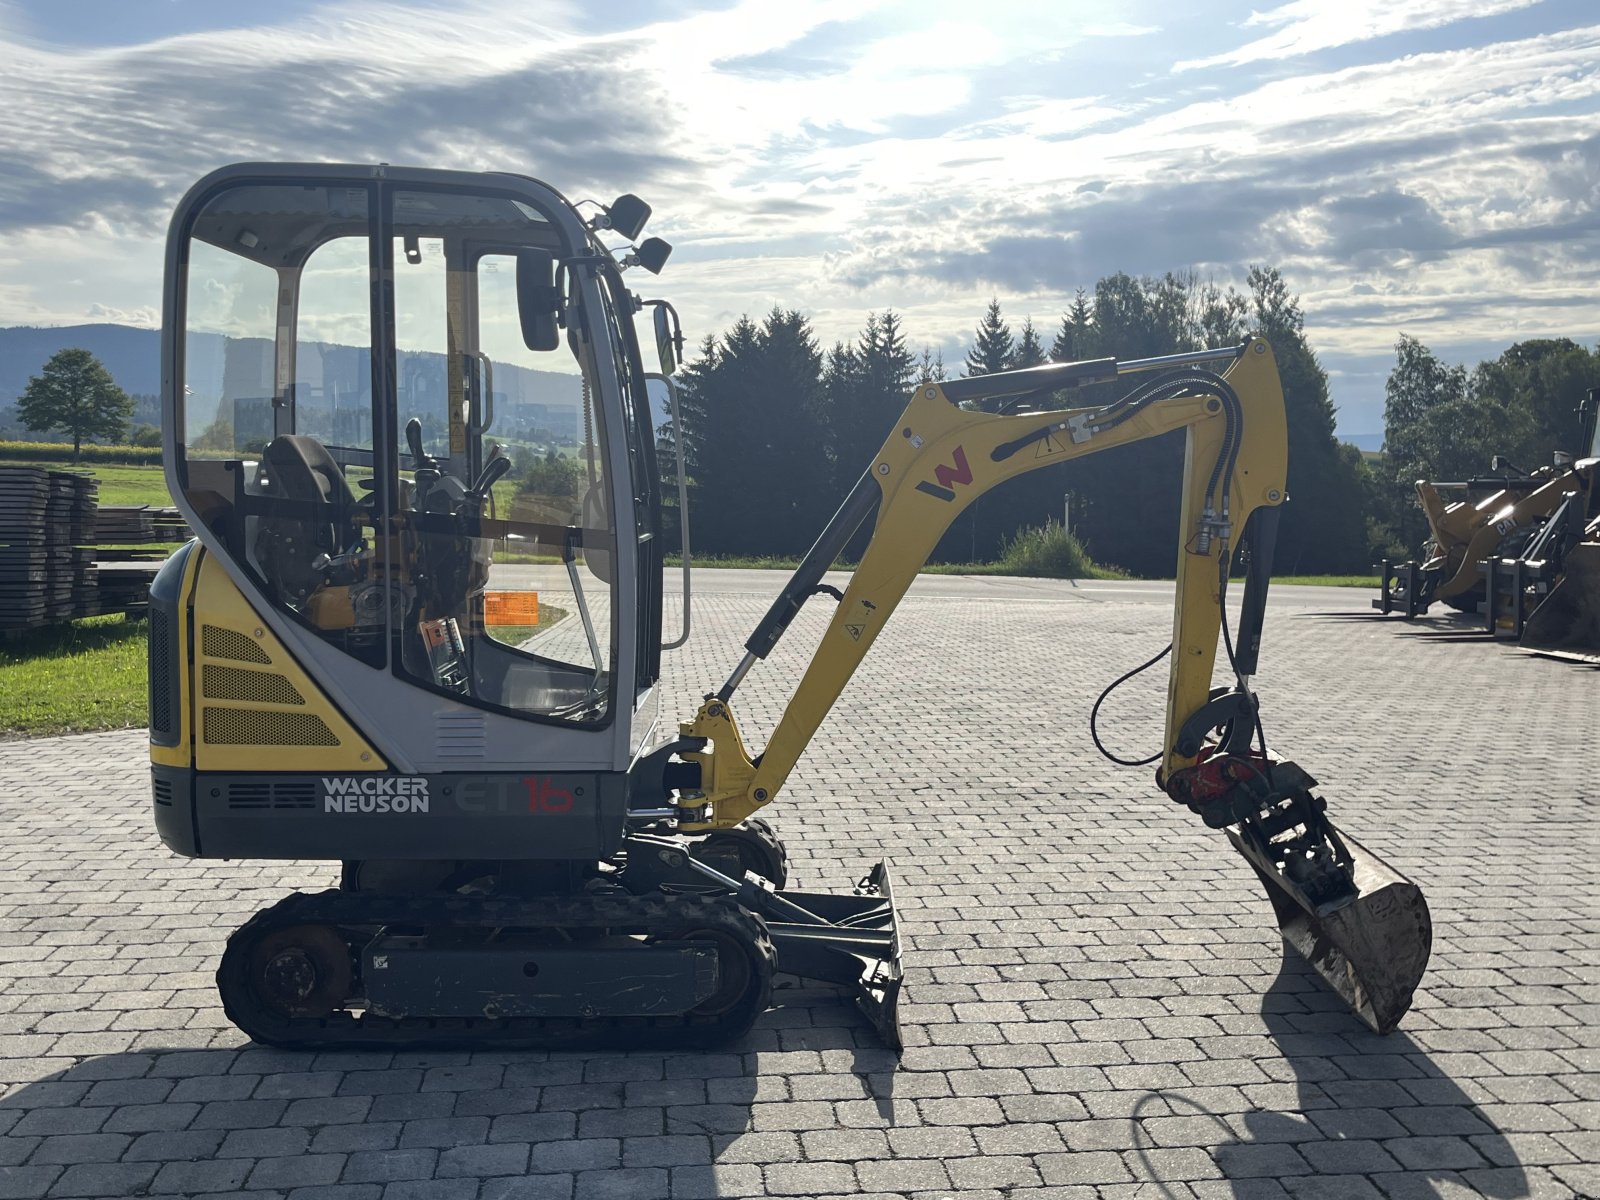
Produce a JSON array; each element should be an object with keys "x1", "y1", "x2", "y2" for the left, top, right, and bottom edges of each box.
[{"x1": 254, "y1": 434, "x2": 360, "y2": 606}]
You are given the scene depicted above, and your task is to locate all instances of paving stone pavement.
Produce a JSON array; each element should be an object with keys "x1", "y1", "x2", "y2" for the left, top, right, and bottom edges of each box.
[{"x1": 1, "y1": 581, "x2": 1597, "y2": 1200}]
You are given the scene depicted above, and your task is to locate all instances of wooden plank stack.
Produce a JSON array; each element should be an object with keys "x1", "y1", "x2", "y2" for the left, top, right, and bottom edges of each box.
[
  {"x1": 0, "y1": 468, "x2": 192, "y2": 634},
  {"x1": 0, "y1": 467, "x2": 67, "y2": 632}
]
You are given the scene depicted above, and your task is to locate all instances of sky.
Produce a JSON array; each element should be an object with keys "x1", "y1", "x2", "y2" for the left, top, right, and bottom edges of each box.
[{"x1": 0, "y1": 0, "x2": 1596, "y2": 437}]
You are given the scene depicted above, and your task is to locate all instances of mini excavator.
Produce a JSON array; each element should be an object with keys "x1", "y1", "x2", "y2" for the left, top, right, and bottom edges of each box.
[{"x1": 149, "y1": 163, "x2": 1431, "y2": 1050}]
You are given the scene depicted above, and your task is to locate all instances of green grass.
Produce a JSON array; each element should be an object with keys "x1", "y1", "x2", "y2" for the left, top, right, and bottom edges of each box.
[
  {"x1": 0, "y1": 615, "x2": 150, "y2": 736},
  {"x1": 492, "y1": 550, "x2": 566, "y2": 565},
  {"x1": 1273, "y1": 575, "x2": 1380, "y2": 588},
  {"x1": 9, "y1": 460, "x2": 173, "y2": 508}
]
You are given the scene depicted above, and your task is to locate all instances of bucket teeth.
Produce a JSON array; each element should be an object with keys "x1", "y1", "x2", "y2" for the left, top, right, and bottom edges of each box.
[{"x1": 1230, "y1": 825, "x2": 1432, "y2": 1034}]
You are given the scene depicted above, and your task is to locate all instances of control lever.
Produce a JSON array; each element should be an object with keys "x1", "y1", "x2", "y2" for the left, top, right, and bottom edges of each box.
[
  {"x1": 469, "y1": 450, "x2": 512, "y2": 501},
  {"x1": 406, "y1": 418, "x2": 441, "y2": 485}
]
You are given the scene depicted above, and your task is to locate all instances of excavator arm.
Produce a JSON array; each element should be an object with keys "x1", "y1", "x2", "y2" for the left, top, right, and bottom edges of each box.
[
  {"x1": 670, "y1": 336, "x2": 1432, "y2": 1035},
  {"x1": 679, "y1": 338, "x2": 1284, "y2": 819}
]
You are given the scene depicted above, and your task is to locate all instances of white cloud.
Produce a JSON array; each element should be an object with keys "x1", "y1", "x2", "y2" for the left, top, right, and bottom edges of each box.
[
  {"x1": 0, "y1": 1, "x2": 1595, "y2": 434},
  {"x1": 1178, "y1": 0, "x2": 1545, "y2": 70}
]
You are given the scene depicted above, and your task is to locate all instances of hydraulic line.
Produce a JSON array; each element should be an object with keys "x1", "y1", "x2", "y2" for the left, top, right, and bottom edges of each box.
[
  {"x1": 1089, "y1": 641, "x2": 1173, "y2": 767},
  {"x1": 1088, "y1": 366, "x2": 1249, "y2": 769}
]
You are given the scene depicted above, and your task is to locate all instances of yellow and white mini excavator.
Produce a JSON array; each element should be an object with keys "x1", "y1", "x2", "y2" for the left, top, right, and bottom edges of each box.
[{"x1": 150, "y1": 163, "x2": 1431, "y2": 1050}]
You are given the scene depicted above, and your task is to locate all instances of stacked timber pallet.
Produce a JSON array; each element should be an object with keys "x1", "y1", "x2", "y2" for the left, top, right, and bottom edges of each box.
[
  {"x1": 0, "y1": 470, "x2": 191, "y2": 633},
  {"x1": 93, "y1": 506, "x2": 191, "y2": 619},
  {"x1": 0, "y1": 467, "x2": 99, "y2": 632}
]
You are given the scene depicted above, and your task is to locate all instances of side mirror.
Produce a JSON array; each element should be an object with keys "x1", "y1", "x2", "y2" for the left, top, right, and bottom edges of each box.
[
  {"x1": 607, "y1": 194, "x2": 651, "y2": 241},
  {"x1": 653, "y1": 305, "x2": 677, "y2": 375},
  {"x1": 580, "y1": 480, "x2": 612, "y2": 585},
  {"x1": 516, "y1": 249, "x2": 560, "y2": 352}
]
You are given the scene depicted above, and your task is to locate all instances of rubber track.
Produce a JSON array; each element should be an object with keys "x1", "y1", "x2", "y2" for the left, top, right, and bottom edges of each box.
[{"x1": 218, "y1": 888, "x2": 775, "y2": 1051}]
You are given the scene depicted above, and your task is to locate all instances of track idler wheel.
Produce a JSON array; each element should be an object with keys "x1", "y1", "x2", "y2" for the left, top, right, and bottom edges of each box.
[
  {"x1": 220, "y1": 922, "x2": 354, "y2": 1042},
  {"x1": 672, "y1": 907, "x2": 775, "y2": 1045}
]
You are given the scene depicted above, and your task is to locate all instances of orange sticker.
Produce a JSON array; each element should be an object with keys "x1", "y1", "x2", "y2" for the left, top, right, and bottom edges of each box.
[{"x1": 483, "y1": 591, "x2": 539, "y2": 626}]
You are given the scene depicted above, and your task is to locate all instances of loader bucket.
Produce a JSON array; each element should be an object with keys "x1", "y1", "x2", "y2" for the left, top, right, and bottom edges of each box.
[
  {"x1": 1229, "y1": 825, "x2": 1431, "y2": 1034},
  {"x1": 1520, "y1": 542, "x2": 1600, "y2": 663}
]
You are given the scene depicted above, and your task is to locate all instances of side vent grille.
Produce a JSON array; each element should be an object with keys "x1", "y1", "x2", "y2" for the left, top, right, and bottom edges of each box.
[
  {"x1": 152, "y1": 775, "x2": 173, "y2": 807},
  {"x1": 225, "y1": 780, "x2": 317, "y2": 811},
  {"x1": 202, "y1": 665, "x2": 305, "y2": 706},
  {"x1": 203, "y1": 708, "x2": 339, "y2": 746},
  {"x1": 436, "y1": 710, "x2": 487, "y2": 759},
  {"x1": 147, "y1": 608, "x2": 173, "y2": 736},
  {"x1": 201, "y1": 625, "x2": 271, "y2": 664}
]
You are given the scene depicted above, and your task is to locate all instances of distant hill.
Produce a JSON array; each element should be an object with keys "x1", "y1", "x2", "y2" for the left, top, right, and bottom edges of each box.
[
  {"x1": 0, "y1": 324, "x2": 162, "y2": 400},
  {"x1": 1340, "y1": 432, "x2": 1384, "y2": 453},
  {"x1": 1, "y1": 323, "x2": 583, "y2": 445}
]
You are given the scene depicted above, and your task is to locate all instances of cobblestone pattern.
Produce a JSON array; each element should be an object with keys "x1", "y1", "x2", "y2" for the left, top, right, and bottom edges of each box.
[{"x1": 1, "y1": 585, "x2": 1597, "y2": 1199}]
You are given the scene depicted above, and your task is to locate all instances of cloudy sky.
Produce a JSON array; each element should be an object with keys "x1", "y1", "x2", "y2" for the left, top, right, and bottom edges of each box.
[{"x1": 1, "y1": 0, "x2": 1596, "y2": 436}]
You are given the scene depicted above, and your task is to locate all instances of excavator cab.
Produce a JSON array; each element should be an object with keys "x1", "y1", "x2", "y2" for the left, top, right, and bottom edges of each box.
[{"x1": 160, "y1": 165, "x2": 660, "y2": 779}]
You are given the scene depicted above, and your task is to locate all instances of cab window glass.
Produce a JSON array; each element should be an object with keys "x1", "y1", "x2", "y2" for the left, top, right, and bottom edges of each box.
[
  {"x1": 294, "y1": 236, "x2": 373, "y2": 454},
  {"x1": 183, "y1": 239, "x2": 277, "y2": 458},
  {"x1": 387, "y1": 193, "x2": 616, "y2": 724},
  {"x1": 179, "y1": 183, "x2": 383, "y2": 670},
  {"x1": 394, "y1": 237, "x2": 450, "y2": 460}
]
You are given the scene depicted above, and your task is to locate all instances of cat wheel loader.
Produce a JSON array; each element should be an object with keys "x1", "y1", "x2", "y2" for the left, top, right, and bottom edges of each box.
[
  {"x1": 1376, "y1": 389, "x2": 1600, "y2": 620},
  {"x1": 1481, "y1": 389, "x2": 1600, "y2": 659},
  {"x1": 148, "y1": 162, "x2": 1431, "y2": 1051}
]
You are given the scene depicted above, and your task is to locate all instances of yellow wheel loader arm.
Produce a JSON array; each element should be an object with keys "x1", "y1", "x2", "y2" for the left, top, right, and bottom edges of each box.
[{"x1": 676, "y1": 336, "x2": 1431, "y2": 1034}]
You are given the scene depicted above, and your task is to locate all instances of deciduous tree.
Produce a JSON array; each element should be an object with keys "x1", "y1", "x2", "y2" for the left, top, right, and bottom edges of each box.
[{"x1": 17, "y1": 348, "x2": 133, "y2": 460}]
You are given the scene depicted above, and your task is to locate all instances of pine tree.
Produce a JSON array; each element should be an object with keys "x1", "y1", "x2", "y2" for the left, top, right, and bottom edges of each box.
[
  {"x1": 678, "y1": 311, "x2": 830, "y2": 555},
  {"x1": 964, "y1": 299, "x2": 1013, "y2": 376},
  {"x1": 825, "y1": 311, "x2": 918, "y2": 498},
  {"x1": 822, "y1": 339, "x2": 865, "y2": 495},
  {"x1": 915, "y1": 347, "x2": 946, "y2": 384},
  {"x1": 1051, "y1": 290, "x2": 1094, "y2": 362},
  {"x1": 1013, "y1": 318, "x2": 1046, "y2": 368},
  {"x1": 1245, "y1": 265, "x2": 1369, "y2": 571},
  {"x1": 862, "y1": 311, "x2": 915, "y2": 400}
]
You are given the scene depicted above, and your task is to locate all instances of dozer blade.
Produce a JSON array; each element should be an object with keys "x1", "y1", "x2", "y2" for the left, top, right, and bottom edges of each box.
[
  {"x1": 763, "y1": 861, "x2": 903, "y2": 1049},
  {"x1": 1521, "y1": 542, "x2": 1600, "y2": 663},
  {"x1": 1228, "y1": 825, "x2": 1431, "y2": 1034}
]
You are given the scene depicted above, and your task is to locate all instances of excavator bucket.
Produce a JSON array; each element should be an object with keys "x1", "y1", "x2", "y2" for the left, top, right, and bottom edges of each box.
[
  {"x1": 1229, "y1": 824, "x2": 1432, "y2": 1034},
  {"x1": 1521, "y1": 539, "x2": 1600, "y2": 663}
]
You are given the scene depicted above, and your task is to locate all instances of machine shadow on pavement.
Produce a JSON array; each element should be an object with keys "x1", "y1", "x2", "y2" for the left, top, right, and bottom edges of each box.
[
  {"x1": 1124, "y1": 951, "x2": 1531, "y2": 1198},
  {"x1": 0, "y1": 984, "x2": 901, "y2": 1199}
]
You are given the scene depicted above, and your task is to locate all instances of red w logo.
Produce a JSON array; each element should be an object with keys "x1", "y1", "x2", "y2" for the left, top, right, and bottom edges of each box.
[{"x1": 916, "y1": 446, "x2": 973, "y2": 502}]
